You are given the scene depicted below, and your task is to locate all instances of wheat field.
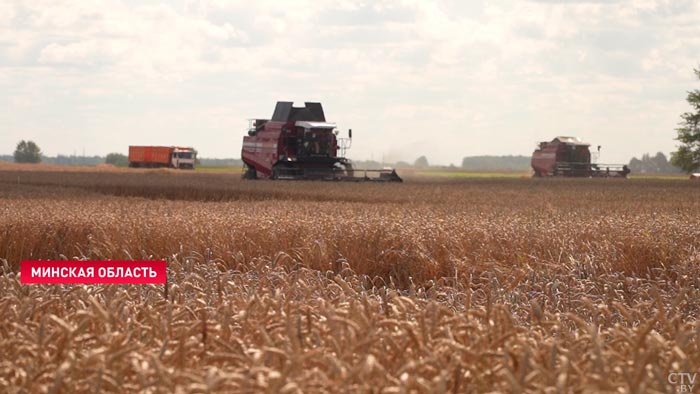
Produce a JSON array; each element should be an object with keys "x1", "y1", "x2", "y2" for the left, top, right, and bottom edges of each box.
[{"x1": 1, "y1": 165, "x2": 699, "y2": 393}]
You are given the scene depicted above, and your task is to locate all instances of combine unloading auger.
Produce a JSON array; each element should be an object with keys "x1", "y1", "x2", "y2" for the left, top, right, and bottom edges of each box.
[{"x1": 241, "y1": 102, "x2": 402, "y2": 182}]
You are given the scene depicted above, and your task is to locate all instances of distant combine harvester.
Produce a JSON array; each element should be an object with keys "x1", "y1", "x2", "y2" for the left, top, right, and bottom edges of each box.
[{"x1": 531, "y1": 136, "x2": 630, "y2": 178}]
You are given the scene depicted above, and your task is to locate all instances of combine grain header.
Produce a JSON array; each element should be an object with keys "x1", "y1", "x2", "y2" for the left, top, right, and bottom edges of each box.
[
  {"x1": 241, "y1": 102, "x2": 402, "y2": 182},
  {"x1": 531, "y1": 136, "x2": 630, "y2": 178}
]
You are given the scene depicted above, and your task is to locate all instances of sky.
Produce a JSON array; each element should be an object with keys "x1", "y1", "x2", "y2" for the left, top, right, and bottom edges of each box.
[{"x1": 1, "y1": 0, "x2": 699, "y2": 165}]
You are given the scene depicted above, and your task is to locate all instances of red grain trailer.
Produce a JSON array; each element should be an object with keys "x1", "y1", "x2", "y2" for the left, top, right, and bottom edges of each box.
[{"x1": 128, "y1": 146, "x2": 196, "y2": 169}]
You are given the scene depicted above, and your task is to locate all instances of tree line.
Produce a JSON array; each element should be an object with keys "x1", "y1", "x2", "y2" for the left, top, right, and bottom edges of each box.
[
  {"x1": 628, "y1": 152, "x2": 682, "y2": 174},
  {"x1": 5, "y1": 68, "x2": 700, "y2": 174},
  {"x1": 1, "y1": 145, "x2": 242, "y2": 167},
  {"x1": 0, "y1": 145, "x2": 686, "y2": 173}
]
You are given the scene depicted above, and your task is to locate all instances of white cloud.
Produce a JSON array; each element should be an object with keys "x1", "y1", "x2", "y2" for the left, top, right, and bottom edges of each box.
[{"x1": 0, "y1": 0, "x2": 699, "y2": 163}]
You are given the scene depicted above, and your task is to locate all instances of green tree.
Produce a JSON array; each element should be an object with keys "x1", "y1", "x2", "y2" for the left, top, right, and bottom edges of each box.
[
  {"x1": 629, "y1": 152, "x2": 681, "y2": 173},
  {"x1": 13, "y1": 140, "x2": 42, "y2": 163},
  {"x1": 628, "y1": 157, "x2": 643, "y2": 173},
  {"x1": 671, "y1": 67, "x2": 700, "y2": 173},
  {"x1": 414, "y1": 156, "x2": 429, "y2": 168},
  {"x1": 105, "y1": 153, "x2": 129, "y2": 166}
]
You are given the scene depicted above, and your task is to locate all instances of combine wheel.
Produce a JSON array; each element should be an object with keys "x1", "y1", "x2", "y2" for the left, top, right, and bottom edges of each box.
[
  {"x1": 271, "y1": 164, "x2": 288, "y2": 180},
  {"x1": 242, "y1": 165, "x2": 257, "y2": 180},
  {"x1": 344, "y1": 162, "x2": 355, "y2": 178}
]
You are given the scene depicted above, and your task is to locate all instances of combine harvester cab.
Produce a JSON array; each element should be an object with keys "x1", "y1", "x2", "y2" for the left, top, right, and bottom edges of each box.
[
  {"x1": 241, "y1": 102, "x2": 402, "y2": 182},
  {"x1": 531, "y1": 136, "x2": 630, "y2": 178}
]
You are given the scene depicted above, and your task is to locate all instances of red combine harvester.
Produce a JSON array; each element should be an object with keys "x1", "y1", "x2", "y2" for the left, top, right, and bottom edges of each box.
[
  {"x1": 531, "y1": 136, "x2": 630, "y2": 178},
  {"x1": 241, "y1": 102, "x2": 402, "y2": 182}
]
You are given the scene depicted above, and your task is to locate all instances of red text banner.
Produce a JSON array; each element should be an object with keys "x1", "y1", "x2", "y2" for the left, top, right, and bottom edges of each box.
[{"x1": 20, "y1": 260, "x2": 167, "y2": 284}]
